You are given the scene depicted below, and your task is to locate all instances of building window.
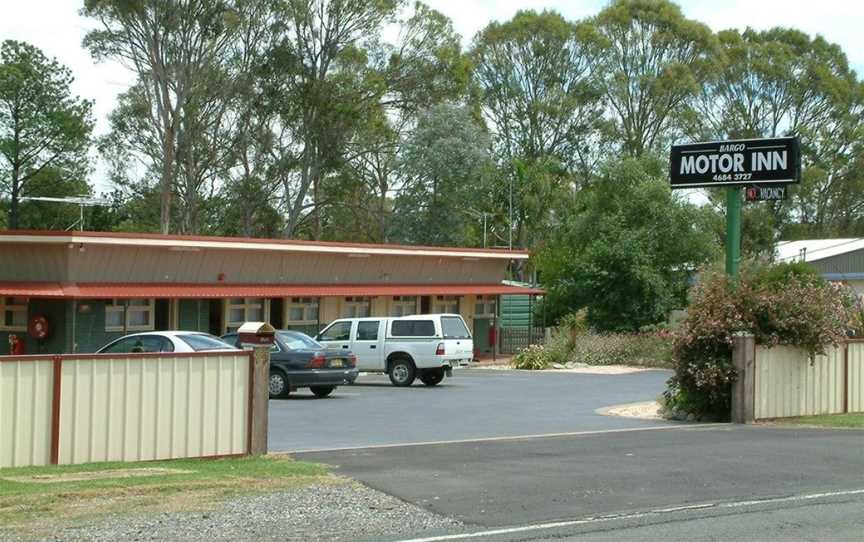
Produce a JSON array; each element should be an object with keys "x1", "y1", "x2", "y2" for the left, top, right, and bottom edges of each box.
[
  {"x1": 390, "y1": 296, "x2": 418, "y2": 317},
  {"x1": 474, "y1": 295, "x2": 497, "y2": 317},
  {"x1": 105, "y1": 299, "x2": 155, "y2": 332},
  {"x1": 225, "y1": 298, "x2": 265, "y2": 332},
  {"x1": 1, "y1": 297, "x2": 27, "y2": 331},
  {"x1": 342, "y1": 296, "x2": 371, "y2": 318},
  {"x1": 286, "y1": 297, "x2": 319, "y2": 324},
  {"x1": 433, "y1": 295, "x2": 459, "y2": 314}
]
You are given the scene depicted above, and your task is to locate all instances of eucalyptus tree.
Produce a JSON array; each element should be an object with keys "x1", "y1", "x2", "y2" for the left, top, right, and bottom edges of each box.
[
  {"x1": 0, "y1": 40, "x2": 93, "y2": 229},
  {"x1": 472, "y1": 10, "x2": 604, "y2": 183},
  {"x1": 82, "y1": 0, "x2": 242, "y2": 234},
  {"x1": 581, "y1": 0, "x2": 717, "y2": 158}
]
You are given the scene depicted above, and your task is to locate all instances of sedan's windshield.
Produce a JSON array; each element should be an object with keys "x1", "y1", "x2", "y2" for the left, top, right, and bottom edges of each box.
[
  {"x1": 277, "y1": 331, "x2": 322, "y2": 350},
  {"x1": 178, "y1": 334, "x2": 236, "y2": 352}
]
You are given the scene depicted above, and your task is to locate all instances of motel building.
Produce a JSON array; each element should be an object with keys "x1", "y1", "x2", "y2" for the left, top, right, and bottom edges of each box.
[{"x1": 0, "y1": 230, "x2": 541, "y2": 355}]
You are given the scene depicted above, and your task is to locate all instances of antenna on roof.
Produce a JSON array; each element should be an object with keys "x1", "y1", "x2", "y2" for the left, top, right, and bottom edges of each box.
[{"x1": 19, "y1": 196, "x2": 111, "y2": 231}]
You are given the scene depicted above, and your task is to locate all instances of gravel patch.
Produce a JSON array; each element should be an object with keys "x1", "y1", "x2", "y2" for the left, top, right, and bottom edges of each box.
[
  {"x1": 596, "y1": 401, "x2": 663, "y2": 420},
  {"x1": 6, "y1": 481, "x2": 462, "y2": 542}
]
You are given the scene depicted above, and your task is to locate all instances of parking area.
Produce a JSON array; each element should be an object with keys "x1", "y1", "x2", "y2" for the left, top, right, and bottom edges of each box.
[{"x1": 268, "y1": 368, "x2": 672, "y2": 453}]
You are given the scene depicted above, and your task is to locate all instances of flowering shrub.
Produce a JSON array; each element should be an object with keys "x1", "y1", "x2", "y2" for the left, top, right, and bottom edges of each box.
[
  {"x1": 511, "y1": 344, "x2": 551, "y2": 370},
  {"x1": 664, "y1": 263, "x2": 861, "y2": 420}
]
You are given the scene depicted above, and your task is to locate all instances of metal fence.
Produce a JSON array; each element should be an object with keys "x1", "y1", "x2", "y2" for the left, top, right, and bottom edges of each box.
[
  {"x1": 754, "y1": 341, "x2": 864, "y2": 420},
  {"x1": 499, "y1": 327, "x2": 546, "y2": 355},
  {"x1": 0, "y1": 351, "x2": 254, "y2": 468}
]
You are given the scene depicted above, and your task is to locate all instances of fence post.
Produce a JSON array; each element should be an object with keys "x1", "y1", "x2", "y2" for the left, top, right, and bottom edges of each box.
[
  {"x1": 248, "y1": 346, "x2": 271, "y2": 455},
  {"x1": 731, "y1": 333, "x2": 756, "y2": 423}
]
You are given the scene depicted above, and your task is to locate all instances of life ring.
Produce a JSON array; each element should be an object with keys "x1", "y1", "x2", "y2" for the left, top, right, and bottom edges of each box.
[{"x1": 28, "y1": 315, "x2": 49, "y2": 340}]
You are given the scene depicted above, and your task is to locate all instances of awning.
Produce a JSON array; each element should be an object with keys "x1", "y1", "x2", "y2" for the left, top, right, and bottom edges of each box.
[{"x1": 0, "y1": 282, "x2": 544, "y2": 299}]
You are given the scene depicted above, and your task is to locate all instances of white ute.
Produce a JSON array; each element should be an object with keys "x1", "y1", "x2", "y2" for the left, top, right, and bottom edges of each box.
[{"x1": 315, "y1": 314, "x2": 474, "y2": 387}]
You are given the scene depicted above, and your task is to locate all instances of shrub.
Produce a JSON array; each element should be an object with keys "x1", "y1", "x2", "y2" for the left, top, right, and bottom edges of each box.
[
  {"x1": 511, "y1": 344, "x2": 551, "y2": 370},
  {"x1": 664, "y1": 263, "x2": 860, "y2": 421},
  {"x1": 570, "y1": 332, "x2": 673, "y2": 368}
]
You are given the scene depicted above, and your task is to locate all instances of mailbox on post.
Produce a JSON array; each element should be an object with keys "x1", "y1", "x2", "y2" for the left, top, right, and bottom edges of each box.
[{"x1": 237, "y1": 322, "x2": 276, "y2": 346}]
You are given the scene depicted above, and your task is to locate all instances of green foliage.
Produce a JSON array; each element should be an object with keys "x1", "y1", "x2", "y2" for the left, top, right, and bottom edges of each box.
[
  {"x1": 665, "y1": 263, "x2": 860, "y2": 420},
  {"x1": 581, "y1": 0, "x2": 718, "y2": 157},
  {"x1": 390, "y1": 104, "x2": 494, "y2": 246},
  {"x1": 536, "y1": 156, "x2": 718, "y2": 331},
  {"x1": 511, "y1": 343, "x2": 552, "y2": 370},
  {"x1": 0, "y1": 40, "x2": 93, "y2": 229}
]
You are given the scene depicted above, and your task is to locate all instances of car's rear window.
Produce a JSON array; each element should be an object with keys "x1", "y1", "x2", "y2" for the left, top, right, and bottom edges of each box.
[
  {"x1": 390, "y1": 319, "x2": 436, "y2": 337},
  {"x1": 178, "y1": 334, "x2": 235, "y2": 352},
  {"x1": 277, "y1": 331, "x2": 321, "y2": 350},
  {"x1": 442, "y1": 317, "x2": 471, "y2": 339}
]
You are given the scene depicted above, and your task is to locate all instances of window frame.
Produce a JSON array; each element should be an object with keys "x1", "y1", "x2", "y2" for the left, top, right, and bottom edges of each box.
[
  {"x1": 389, "y1": 296, "x2": 418, "y2": 317},
  {"x1": 432, "y1": 295, "x2": 460, "y2": 315},
  {"x1": 342, "y1": 296, "x2": 371, "y2": 318},
  {"x1": 224, "y1": 298, "x2": 267, "y2": 333},
  {"x1": 0, "y1": 297, "x2": 28, "y2": 332},
  {"x1": 474, "y1": 295, "x2": 497, "y2": 318},
  {"x1": 284, "y1": 297, "x2": 319, "y2": 325},
  {"x1": 104, "y1": 298, "x2": 156, "y2": 332}
]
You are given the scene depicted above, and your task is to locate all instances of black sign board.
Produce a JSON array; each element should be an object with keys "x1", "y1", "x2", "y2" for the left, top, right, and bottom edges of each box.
[
  {"x1": 670, "y1": 137, "x2": 800, "y2": 189},
  {"x1": 745, "y1": 185, "x2": 786, "y2": 202}
]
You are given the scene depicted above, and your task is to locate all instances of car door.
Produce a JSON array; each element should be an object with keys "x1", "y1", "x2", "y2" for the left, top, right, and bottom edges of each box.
[
  {"x1": 353, "y1": 319, "x2": 384, "y2": 370},
  {"x1": 316, "y1": 320, "x2": 353, "y2": 353}
]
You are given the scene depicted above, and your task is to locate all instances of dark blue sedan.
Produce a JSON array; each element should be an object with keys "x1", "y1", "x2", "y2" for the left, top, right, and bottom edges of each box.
[{"x1": 222, "y1": 330, "x2": 359, "y2": 399}]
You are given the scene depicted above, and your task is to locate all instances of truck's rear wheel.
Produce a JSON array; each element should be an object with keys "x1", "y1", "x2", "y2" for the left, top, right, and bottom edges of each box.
[
  {"x1": 389, "y1": 358, "x2": 416, "y2": 387},
  {"x1": 420, "y1": 368, "x2": 444, "y2": 387}
]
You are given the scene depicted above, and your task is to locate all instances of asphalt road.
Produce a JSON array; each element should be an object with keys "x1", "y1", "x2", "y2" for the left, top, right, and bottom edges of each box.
[
  {"x1": 268, "y1": 368, "x2": 672, "y2": 452},
  {"x1": 298, "y1": 424, "x2": 864, "y2": 541}
]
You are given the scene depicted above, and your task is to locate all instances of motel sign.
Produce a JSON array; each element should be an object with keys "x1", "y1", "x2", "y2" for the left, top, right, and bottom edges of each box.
[{"x1": 670, "y1": 137, "x2": 801, "y2": 189}]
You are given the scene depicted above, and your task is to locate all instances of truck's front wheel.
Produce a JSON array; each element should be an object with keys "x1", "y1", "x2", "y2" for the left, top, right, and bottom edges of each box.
[
  {"x1": 389, "y1": 358, "x2": 416, "y2": 387},
  {"x1": 420, "y1": 368, "x2": 444, "y2": 387}
]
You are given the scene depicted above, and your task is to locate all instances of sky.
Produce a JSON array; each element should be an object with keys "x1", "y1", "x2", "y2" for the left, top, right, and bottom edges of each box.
[{"x1": 2, "y1": 0, "x2": 864, "y2": 194}]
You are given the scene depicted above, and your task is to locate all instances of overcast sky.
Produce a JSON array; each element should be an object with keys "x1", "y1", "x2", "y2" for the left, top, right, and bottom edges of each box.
[{"x1": 2, "y1": 0, "x2": 863, "y2": 194}]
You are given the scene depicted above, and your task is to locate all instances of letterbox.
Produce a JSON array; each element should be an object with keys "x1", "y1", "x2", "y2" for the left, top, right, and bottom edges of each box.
[{"x1": 237, "y1": 321, "x2": 276, "y2": 345}]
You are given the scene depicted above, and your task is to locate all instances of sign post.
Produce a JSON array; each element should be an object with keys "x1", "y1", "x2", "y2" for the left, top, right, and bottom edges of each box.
[{"x1": 670, "y1": 137, "x2": 801, "y2": 278}]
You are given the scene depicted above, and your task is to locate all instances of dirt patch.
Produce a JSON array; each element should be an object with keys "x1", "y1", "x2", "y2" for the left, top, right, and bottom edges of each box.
[
  {"x1": 596, "y1": 401, "x2": 663, "y2": 420},
  {"x1": 3, "y1": 467, "x2": 196, "y2": 484}
]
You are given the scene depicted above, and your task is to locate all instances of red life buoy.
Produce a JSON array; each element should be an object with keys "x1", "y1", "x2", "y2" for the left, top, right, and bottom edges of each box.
[{"x1": 28, "y1": 315, "x2": 49, "y2": 340}]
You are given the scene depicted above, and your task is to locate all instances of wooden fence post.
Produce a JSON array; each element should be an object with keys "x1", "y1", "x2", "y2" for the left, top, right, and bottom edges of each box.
[
  {"x1": 731, "y1": 333, "x2": 756, "y2": 424},
  {"x1": 249, "y1": 346, "x2": 270, "y2": 455}
]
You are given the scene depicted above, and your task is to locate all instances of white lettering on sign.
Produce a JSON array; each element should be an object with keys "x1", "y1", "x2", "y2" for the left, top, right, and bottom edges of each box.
[
  {"x1": 752, "y1": 151, "x2": 787, "y2": 171},
  {"x1": 680, "y1": 152, "x2": 746, "y2": 175}
]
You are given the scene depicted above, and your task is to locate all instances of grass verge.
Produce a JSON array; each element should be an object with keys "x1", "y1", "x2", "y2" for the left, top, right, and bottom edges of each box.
[
  {"x1": 0, "y1": 454, "x2": 333, "y2": 538},
  {"x1": 773, "y1": 413, "x2": 864, "y2": 429}
]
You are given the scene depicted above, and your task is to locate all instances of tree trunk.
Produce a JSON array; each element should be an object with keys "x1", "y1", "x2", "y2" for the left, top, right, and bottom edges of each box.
[
  {"x1": 8, "y1": 178, "x2": 19, "y2": 230},
  {"x1": 160, "y1": 127, "x2": 176, "y2": 234}
]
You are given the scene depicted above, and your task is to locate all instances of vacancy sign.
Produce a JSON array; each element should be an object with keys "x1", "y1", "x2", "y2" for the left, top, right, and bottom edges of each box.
[{"x1": 670, "y1": 137, "x2": 801, "y2": 189}]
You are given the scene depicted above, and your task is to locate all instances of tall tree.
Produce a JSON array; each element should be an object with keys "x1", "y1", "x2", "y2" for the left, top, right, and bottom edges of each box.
[
  {"x1": 0, "y1": 40, "x2": 93, "y2": 229},
  {"x1": 82, "y1": 0, "x2": 241, "y2": 234},
  {"x1": 472, "y1": 10, "x2": 604, "y2": 184},
  {"x1": 390, "y1": 104, "x2": 493, "y2": 246},
  {"x1": 581, "y1": 0, "x2": 716, "y2": 157}
]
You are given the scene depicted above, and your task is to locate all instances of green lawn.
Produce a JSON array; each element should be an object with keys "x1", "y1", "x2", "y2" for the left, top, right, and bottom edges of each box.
[
  {"x1": 0, "y1": 455, "x2": 332, "y2": 537},
  {"x1": 774, "y1": 413, "x2": 864, "y2": 429}
]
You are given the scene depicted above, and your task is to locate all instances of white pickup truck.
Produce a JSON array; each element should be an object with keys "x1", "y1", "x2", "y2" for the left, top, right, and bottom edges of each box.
[{"x1": 315, "y1": 314, "x2": 474, "y2": 386}]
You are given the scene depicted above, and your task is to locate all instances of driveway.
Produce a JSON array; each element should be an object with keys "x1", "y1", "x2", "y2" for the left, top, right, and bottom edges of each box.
[
  {"x1": 268, "y1": 368, "x2": 671, "y2": 453},
  {"x1": 297, "y1": 425, "x2": 864, "y2": 541}
]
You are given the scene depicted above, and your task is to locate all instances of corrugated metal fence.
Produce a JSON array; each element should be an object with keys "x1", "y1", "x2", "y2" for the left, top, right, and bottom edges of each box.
[
  {"x1": 1, "y1": 351, "x2": 253, "y2": 468},
  {"x1": 754, "y1": 341, "x2": 864, "y2": 420}
]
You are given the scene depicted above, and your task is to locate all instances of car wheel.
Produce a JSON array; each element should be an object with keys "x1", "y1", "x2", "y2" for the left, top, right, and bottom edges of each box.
[
  {"x1": 420, "y1": 368, "x2": 445, "y2": 387},
  {"x1": 269, "y1": 370, "x2": 290, "y2": 399},
  {"x1": 388, "y1": 357, "x2": 416, "y2": 387},
  {"x1": 310, "y1": 386, "x2": 335, "y2": 398}
]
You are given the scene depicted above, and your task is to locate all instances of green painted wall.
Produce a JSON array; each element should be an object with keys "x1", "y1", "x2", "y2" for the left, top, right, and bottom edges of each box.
[{"x1": 499, "y1": 295, "x2": 533, "y2": 329}]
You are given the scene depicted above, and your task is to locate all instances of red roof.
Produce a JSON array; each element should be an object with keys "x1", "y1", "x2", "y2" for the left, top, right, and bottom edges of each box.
[{"x1": 0, "y1": 282, "x2": 543, "y2": 299}]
